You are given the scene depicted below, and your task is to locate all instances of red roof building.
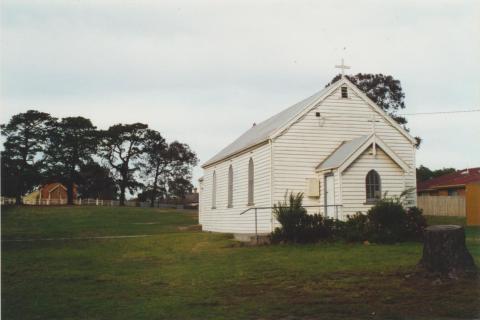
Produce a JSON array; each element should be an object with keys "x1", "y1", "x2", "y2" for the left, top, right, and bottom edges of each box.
[{"x1": 417, "y1": 167, "x2": 480, "y2": 196}]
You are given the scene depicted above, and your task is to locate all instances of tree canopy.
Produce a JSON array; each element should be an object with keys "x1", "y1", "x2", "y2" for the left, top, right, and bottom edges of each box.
[
  {"x1": 142, "y1": 131, "x2": 198, "y2": 207},
  {"x1": 416, "y1": 165, "x2": 457, "y2": 183},
  {"x1": 44, "y1": 117, "x2": 98, "y2": 204},
  {"x1": 0, "y1": 110, "x2": 54, "y2": 203},
  {"x1": 100, "y1": 123, "x2": 149, "y2": 206},
  {"x1": 2, "y1": 110, "x2": 199, "y2": 206}
]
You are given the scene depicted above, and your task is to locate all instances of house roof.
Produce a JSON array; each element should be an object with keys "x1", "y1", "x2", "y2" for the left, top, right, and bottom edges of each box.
[
  {"x1": 417, "y1": 167, "x2": 480, "y2": 191},
  {"x1": 42, "y1": 183, "x2": 67, "y2": 193},
  {"x1": 316, "y1": 135, "x2": 371, "y2": 171},
  {"x1": 202, "y1": 76, "x2": 416, "y2": 168}
]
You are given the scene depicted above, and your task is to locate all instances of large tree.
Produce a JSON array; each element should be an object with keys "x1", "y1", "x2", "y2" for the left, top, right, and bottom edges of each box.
[
  {"x1": 327, "y1": 73, "x2": 421, "y2": 147},
  {"x1": 141, "y1": 130, "x2": 168, "y2": 207},
  {"x1": 0, "y1": 110, "x2": 54, "y2": 204},
  {"x1": 142, "y1": 131, "x2": 198, "y2": 207},
  {"x1": 416, "y1": 165, "x2": 457, "y2": 183},
  {"x1": 100, "y1": 123, "x2": 149, "y2": 206},
  {"x1": 44, "y1": 117, "x2": 98, "y2": 205},
  {"x1": 78, "y1": 162, "x2": 118, "y2": 200}
]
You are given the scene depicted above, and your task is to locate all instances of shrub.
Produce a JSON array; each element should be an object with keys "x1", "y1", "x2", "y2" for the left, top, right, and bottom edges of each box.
[
  {"x1": 364, "y1": 198, "x2": 427, "y2": 244},
  {"x1": 270, "y1": 192, "x2": 335, "y2": 244},
  {"x1": 340, "y1": 212, "x2": 369, "y2": 242},
  {"x1": 270, "y1": 190, "x2": 427, "y2": 245},
  {"x1": 366, "y1": 198, "x2": 410, "y2": 243},
  {"x1": 405, "y1": 206, "x2": 427, "y2": 241}
]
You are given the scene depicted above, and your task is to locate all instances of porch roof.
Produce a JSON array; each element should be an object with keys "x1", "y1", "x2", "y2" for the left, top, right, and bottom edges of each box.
[{"x1": 316, "y1": 135, "x2": 371, "y2": 171}]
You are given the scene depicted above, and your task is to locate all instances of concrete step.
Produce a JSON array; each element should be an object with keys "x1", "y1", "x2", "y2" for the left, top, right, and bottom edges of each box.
[{"x1": 233, "y1": 233, "x2": 270, "y2": 245}]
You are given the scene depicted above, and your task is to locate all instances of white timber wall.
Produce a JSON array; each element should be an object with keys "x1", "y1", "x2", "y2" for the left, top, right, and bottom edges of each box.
[
  {"x1": 341, "y1": 146, "x2": 405, "y2": 216},
  {"x1": 271, "y1": 85, "x2": 416, "y2": 216},
  {"x1": 199, "y1": 143, "x2": 272, "y2": 233}
]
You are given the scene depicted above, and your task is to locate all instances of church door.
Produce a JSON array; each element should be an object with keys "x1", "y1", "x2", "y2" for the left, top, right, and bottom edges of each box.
[{"x1": 324, "y1": 174, "x2": 335, "y2": 218}]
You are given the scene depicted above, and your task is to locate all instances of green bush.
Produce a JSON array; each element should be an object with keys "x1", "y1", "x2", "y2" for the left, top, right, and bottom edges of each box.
[
  {"x1": 405, "y1": 206, "x2": 427, "y2": 241},
  {"x1": 270, "y1": 191, "x2": 426, "y2": 245},
  {"x1": 270, "y1": 193, "x2": 335, "y2": 244},
  {"x1": 362, "y1": 198, "x2": 426, "y2": 244},
  {"x1": 338, "y1": 213, "x2": 369, "y2": 242},
  {"x1": 366, "y1": 198, "x2": 411, "y2": 243}
]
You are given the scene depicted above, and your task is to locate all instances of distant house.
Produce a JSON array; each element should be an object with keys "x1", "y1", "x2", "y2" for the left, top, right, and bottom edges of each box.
[
  {"x1": 417, "y1": 168, "x2": 480, "y2": 224},
  {"x1": 417, "y1": 168, "x2": 480, "y2": 196},
  {"x1": 23, "y1": 183, "x2": 77, "y2": 204}
]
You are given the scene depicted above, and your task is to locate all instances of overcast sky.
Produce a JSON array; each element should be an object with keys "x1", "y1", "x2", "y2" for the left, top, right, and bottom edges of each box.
[{"x1": 1, "y1": 0, "x2": 479, "y2": 186}]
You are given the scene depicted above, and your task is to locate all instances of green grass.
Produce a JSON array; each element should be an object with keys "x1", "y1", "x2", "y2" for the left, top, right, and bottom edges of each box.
[{"x1": 2, "y1": 207, "x2": 479, "y2": 320}]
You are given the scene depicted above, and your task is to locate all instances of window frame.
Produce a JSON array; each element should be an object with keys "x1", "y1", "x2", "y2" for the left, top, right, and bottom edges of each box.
[
  {"x1": 227, "y1": 165, "x2": 233, "y2": 208},
  {"x1": 365, "y1": 169, "x2": 381, "y2": 204},
  {"x1": 212, "y1": 170, "x2": 217, "y2": 209},
  {"x1": 247, "y1": 158, "x2": 254, "y2": 206},
  {"x1": 341, "y1": 86, "x2": 348, "y2": 99}
]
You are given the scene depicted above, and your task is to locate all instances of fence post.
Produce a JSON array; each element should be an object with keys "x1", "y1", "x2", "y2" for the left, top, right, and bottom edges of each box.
[{"x1": 96, "y1": 198, "x2": 99, "y2": 206}]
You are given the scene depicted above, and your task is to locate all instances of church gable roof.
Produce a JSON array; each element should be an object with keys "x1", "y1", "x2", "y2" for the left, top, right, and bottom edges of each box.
[
  {"x1": 202, "y1": 84, "x2": 335, "y2": 167},
  {"x1": 202, "y1": 76, "x2": 416, "y2": 168}
]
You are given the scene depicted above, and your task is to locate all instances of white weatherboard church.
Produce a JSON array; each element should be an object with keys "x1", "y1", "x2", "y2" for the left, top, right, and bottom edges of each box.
[{"x1": 199, "y1": 64, "x2": 417, "y2": 234}]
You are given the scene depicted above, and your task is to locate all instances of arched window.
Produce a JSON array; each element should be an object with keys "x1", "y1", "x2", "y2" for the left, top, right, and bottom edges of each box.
[
  {"x1": 212, "y1": 171, "x2": 217, "y2": 209},
  {"x1": 366, "y1": 170, "x2": 381, "y2": 202},
  {"x1": 227, "y1": 165, "x2": 233, "y2": 208},
  {"x1": 248, "y1": 158, "x2": 254, "y2": 205}
]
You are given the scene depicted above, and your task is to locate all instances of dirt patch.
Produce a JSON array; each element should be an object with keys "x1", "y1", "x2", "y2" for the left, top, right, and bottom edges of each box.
[
  {"x1": 219, "y1": 269, "x2": 480, "y2": 319},
  {"x1": 177, "y1": 225, "x2": 202, "y2": 231}
]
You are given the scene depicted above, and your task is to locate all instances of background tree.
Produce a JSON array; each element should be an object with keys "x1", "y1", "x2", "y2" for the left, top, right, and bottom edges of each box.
[
  {"x1": 100, "y1": 123, "x2": 149, "y2": 206},
  {"x1": 78, "y1": 162, "x2": 118, "y2": 200},
  {"x1": 142, "y1": 130, "x2": 168, "y2": 207},
  {"x1": 44, "y1": 117, "x2": 98, "y2": 205},
  {"x1": 327, "y1": 73, "x2": 422, "y2": 147},
  {"x1": 142, "y1": 131, "x2": 198, "y2": 207},
  {"x1": 164, "y1": 141, "x2": 198, "y2": 198},
  {"x1": 416, "y1": 165, "x2": 457, "y2": 182},
  {"x1": 0, "y1": 110, "x2": 54, "y2": 204},
  {"x1": 167, "y1": 176, "x2": 194, "y2": 199}
]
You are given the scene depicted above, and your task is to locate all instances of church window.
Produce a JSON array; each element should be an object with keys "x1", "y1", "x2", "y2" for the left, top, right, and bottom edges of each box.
[
  {"x1": 212, "y1": 171, "x2": 217, "y2": 209},
  {"x1": 366, "y1": 170, "x2": 381, "y2": 202},
  {"x1": 248, "y1": 158, "x2": 254, "y2": 205},
  {"x1": 227, "y1": 165, "x2": 233, "y2": 207}
]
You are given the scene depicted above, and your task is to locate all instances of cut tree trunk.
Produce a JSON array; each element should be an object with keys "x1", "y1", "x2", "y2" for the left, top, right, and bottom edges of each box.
[{"x1": 418, "y1": 225, "x2": 477, "y2": 277}]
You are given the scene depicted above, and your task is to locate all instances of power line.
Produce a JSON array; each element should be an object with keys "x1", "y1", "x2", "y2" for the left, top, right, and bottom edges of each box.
[{"x1": 399, "y1": 109, "x2": 480, "y2": 116}]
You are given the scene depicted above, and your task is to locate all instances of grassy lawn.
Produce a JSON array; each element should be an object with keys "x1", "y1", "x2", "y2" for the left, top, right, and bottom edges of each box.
[{"x1": 2, "y1": 206, "x2": 479, "y2": 320}]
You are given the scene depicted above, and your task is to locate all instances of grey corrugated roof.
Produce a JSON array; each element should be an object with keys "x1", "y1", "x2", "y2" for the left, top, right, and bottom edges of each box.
[
  {"x1": 316, "y1": 135, "x2": 371, "y2": 171},
  {"x1": 202, "y1": 86, "x2": 332, "y2": 167}
]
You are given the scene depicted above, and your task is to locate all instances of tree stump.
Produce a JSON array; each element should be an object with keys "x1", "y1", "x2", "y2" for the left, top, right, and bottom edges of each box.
[{"x1": 418, "y1": 225, "x2": 477, "y2": 277}]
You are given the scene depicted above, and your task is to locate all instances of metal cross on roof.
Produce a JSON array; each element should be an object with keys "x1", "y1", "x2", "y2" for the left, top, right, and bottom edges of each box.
[{"x1": 335, "y1": 58, "x2": 351, "y2": 76}]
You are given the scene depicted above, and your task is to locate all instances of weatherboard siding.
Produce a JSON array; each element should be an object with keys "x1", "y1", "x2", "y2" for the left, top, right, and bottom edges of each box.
[
  {"x1": 341, "y1": 146, "x2": 405, "y2": 216},
  {"x1": 271, "y1": 85, "x2": 416, "y2": 215},
  {"x1": 199, "y1": 144, "x2": 272, "y2": 233}
]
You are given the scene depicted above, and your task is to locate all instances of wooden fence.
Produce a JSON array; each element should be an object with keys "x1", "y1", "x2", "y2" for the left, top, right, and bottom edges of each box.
[
  {"x1": 0, "y1": 197, "x2": 186, "y2": 209},
  {"x1": 417, "y1": 196, "x2": 466, "y2": 217}
]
